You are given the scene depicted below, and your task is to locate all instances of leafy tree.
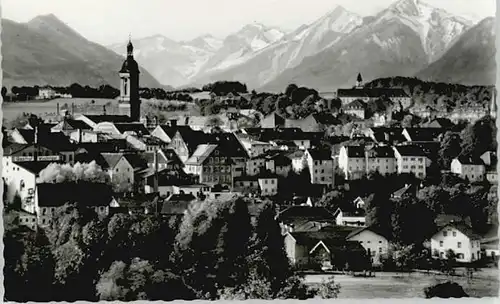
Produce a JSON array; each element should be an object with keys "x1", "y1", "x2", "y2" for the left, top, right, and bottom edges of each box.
[
  {"x1": 312, "y1": 276, "x2": 341, "y2": 299},
  {"x1": 172, "y1": 198, "x2": 253, "y2": 298},
  {"x1": 438, "y1": 132, "x2": 462, "y2": 169},
  {"x1": 461, "y1": 115, "x2": 497, "y2": 158},
  {"x1": 96, "y1": 258, "x2": 193, "y2": 301},
  {"x1": 38, "y1": 161, "x2": 109, "y2": 183},
  {"x1": 4, "y1": 227, "x2": 55, "y2": 302}
]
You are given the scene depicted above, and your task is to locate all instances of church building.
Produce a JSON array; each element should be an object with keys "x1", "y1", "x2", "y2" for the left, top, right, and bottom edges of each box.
[
  {"x1": 118, "y1": 38, "x2": 141, "y2": 122},
  {"x1": 336, "y1": 73, "x2": 411, "y2": 108}
]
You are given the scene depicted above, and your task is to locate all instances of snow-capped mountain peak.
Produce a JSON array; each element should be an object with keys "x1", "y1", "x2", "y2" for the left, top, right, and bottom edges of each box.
[{"x1": 375, "y1": 0, "x2": 474, "y2": 62}]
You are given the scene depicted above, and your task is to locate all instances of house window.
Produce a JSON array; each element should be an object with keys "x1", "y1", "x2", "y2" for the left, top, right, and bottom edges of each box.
[
  {"x1": 457, "y1": 253, "x2": 464, "y2": 259},
  {"x1": 439, "y1": 241, "x2": 443, "y2": 247},
  {"x1": 452, "y1": 231, "x2": 456, "y2": 237},
  {"x1": 443, "y1": 231, "x2": 447, "y2": 237},
  {"x1": 457, "y1": 242, "x2": 462, "y2": 248},
  {"x1": 379, "y1": 247, "x2": 382, "y2": 253}
]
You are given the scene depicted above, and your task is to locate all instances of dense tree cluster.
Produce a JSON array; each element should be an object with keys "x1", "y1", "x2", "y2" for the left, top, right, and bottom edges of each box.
[
  {"x1": 4, "y1": 197, "x2": 339, "y2": 301},
  {"x1": 37, "y1": 161, "x2": 109, "y2": 184},
  {"x1": 202, "y1": 81, "x2": 248, "y2": 95},
  {"x1": 365, "y1": 77, "x2": 494, "y2": 110}
]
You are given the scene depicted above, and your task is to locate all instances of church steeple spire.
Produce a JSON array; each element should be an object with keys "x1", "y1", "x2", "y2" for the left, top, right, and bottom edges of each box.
[{"x1": 127, "y1": 34, "x2": 134, "y2": 57}]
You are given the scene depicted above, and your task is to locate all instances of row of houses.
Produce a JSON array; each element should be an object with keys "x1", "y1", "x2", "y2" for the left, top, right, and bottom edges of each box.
[{"x1": 277, "y1": 205, "x2": 498, "y2": 268}]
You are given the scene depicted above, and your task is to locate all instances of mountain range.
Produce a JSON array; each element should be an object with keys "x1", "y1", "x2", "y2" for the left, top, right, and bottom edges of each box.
[
  {"x1": 2, "y1": 0, "x2": 496, "y2": 92},
  {"x1": 2, "y1": 14, "x2": 162, "y2": 89}
]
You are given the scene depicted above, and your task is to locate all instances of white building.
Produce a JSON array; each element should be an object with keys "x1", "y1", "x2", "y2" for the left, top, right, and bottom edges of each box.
[
  {"x1": 346, "y1": 227, "x2": 390, "y2": 265},
  {"x1": 304, "y1": 149, "x2": 335, "y2": 188},
  {"x1": 338, "y1": 146, "x2": 366, "y2": 180},
  {"x1": 393, "y1": 145, "x2": 429, "y2": 179},
  {"x1": 450, "y1": 155, "x2": 486, "y2": 182},
  {"x1": 430, "y1": 223, "x2": 482, "y2": 263},
  {"x1": 38, "y1": 87, "x2": 56, "y2": 99}
]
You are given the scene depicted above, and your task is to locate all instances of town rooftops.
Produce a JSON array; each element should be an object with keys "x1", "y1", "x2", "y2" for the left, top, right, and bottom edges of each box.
[
  {"x1": 36, "y1": 182, "x2": 113, "y2": 207},
  {"x1": 337, "y1": 87, "x2": 409, "y2": 98}
]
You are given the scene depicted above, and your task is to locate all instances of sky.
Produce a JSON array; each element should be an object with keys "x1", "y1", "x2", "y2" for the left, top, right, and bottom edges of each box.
[{"x1": 2, "y1": 0, "x2": 496, "y2": 45}]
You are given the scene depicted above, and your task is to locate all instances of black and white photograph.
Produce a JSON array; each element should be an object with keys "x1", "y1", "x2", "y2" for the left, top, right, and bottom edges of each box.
[{"x1": 1, "y1": 0, "x2": 498, "y2": 301}]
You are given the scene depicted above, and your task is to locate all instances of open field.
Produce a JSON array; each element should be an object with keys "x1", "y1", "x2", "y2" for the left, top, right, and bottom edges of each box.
[
  {"x1": 2, "y1": 98, "x2": 117, "y2": 121},
  {"x1": 2, "y1": 97, "x2": 201, "y2": 123},
  {"x1": 305, "y1": 268, "x2": 499, "y2": 298}
]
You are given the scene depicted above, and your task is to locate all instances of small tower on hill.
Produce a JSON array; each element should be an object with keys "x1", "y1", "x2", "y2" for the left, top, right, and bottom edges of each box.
[{"x1": 356, "y1": 73, "x2": 363, "y2": 88}]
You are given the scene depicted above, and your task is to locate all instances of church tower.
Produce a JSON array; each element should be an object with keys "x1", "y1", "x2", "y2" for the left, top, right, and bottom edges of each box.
[
  {"x1": 356, "y1": 73, "x2": 363, "y2": 88},
  {"x1": 118, "y1": 37, "x2": 141, "y2": 121}
]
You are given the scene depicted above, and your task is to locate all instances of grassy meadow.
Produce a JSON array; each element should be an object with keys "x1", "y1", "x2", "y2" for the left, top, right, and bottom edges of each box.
[{"x1": 305, "y1": 268, "x2": 499, "y2": 298}]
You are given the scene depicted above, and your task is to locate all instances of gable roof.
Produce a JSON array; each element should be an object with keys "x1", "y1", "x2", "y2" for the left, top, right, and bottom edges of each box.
[
  {"x1": 185, "y1": 144, "x2": 219, "y2": 165},
  {"x1": 14, "y1": 128, "x2": 35, "y2": 143},
  {"x1": 456, "y1": 154, "x2": 485, "y2": 166},
  {"x1": 393, "y1": 145, "x2": 427, "y2": 157},
  {"x1": 58, "y1": 119, "x2": 92, "y2": 130},
  {"x1": 344, "y1": 99, "x2": 366, "y2": 109},
  {"x1": 307, "y1": 148, "x2": 333, "y2": 161},
  {"x1": 17, "y1": 161, "x2": 56, "y2": 174},
  {"x1": 346, "y1": 226, "x2": 389, "y2": 240},
  {"x1": 438, "y1": 223, "x2": 482, "y2": 240},
  {"x1": 344, "y1": 145, "x2": 365, "y2": 158},
  {"x1": 101, "y1": 153, "x2": 125, "y2": 168}
]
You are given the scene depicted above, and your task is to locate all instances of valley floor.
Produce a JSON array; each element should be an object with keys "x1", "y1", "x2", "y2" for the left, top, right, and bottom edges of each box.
[{"x1": 304, "y1": 267, "x2": 499, "y2": 298}]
